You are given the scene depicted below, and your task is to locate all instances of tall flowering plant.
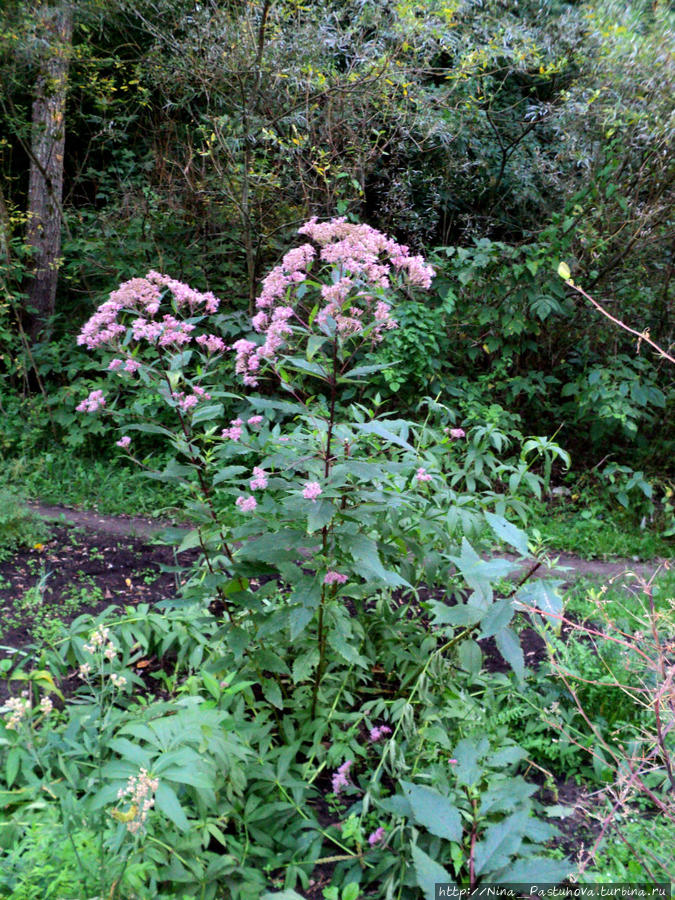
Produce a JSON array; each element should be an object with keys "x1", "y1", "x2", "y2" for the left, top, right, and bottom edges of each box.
[{"x1": 76, "y1": 217, "x2": 548, "y2": 711}]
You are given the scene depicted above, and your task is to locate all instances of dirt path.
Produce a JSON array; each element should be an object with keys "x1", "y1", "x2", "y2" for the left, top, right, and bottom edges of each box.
[
  {"x1": 29, "y1": 502, "x2": 670, "y2": 584},
  {"x1": 27, "y1": 501, "x2": 185, "y2": 540}
]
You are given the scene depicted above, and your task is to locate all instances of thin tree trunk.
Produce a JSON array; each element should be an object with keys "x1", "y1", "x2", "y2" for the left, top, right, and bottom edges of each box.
[{"x1": 25, "y1": 3, "x2": 73, "y2": 341}]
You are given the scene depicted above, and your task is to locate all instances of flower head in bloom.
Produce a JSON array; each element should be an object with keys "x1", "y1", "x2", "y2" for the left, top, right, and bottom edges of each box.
[
  {"x1": 368, "y1": 826, "x2": 386, "y2": 846},
  {"x1": 116, "y1": 436, "x2": 131, "y2": 449},
  {"x1": 116, "y1": 768, "x2": 159, "y2": 834},
  {"x1": 302, "y1": 481, "x2": 322, "y2": 502},
  {"x1": 39, "y1": 696, "x2": 53, "y2": 715},
  {"x1": 416, "y1": 467, "x2": 432, "y2": 483},
  {"x1": 250, "y1": 467, "x2": 268, "y2": 491},
  {"x1": 448, "y1": 428, "x2": 466, "y2": 440},
  {"x1": 5, "y1": 696, "x2": 30, "y2": 730},
  {"x1": 236, "y1": 495, "x2": 257, "y2": 513},
  {"x1": 331, "y1": 760, "x2": 352, "y2": 795},
  {"x1": 76, "y1": 389, "x2": 106, "y2": 413},
  {"x1": 111, "y1": 673, "x2": 127, "y2": 689},
  {"x1": 324, "y1": 571, "x2": 348, "y2": 585},
  {"x1": 247, "y1": 415, "x2": 263, "y2": 427},
  {"x1": 369, "y1": 725, "x2": 392, "y2": 742}
]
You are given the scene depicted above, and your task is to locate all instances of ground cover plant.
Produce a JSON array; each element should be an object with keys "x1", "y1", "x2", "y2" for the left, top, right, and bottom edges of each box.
[{"x1": 0, "y1": 222, "x2": 582, "y2": 898}]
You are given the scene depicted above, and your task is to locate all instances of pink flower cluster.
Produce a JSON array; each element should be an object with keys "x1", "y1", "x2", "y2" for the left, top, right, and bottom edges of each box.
[
  {"x1": 324, "y1": 571, "x2": 348, "y2": 585},
  {"x1": 116, "y1": 435, "x2": 131, "y2": 449},
  {"x1": 369, "y1": 725, "x2": 392, "y2": 742},
  {"x1": 416, "y1": 467, "x2": 432, "y2": 483},
  {"x1": 447, "y1": 427, "x2": 466, "y2": 439},
  {"x1": 250, "y1": 467, "x2": 268, "y2": 490},
  {"x1": 77, "y1": 272, "x2": 223, "y2": 354},
  {"x1": 174, "y1": 385, "x2": 211, "y2": 412},
  {"x1": 236, "y1": 495, "x2": 257, "y2": 513},
  {"x1": 76, "y1": 389, "x2": 106, "y2": 413},
  {"x1": 233, "y1": 218, "x2": 435, "y2": 386},
  {"x1": 302, "y1": 481, "x2": 322, "y2": 501},
  {"x1": 331, "y1": 760, "x2": 352, "y2": 794},
  {"x1": 368, "y1": 826, "x2": 386, "y2": 846},
  {"x1": 222, "y1": 418, "x2": 243, "y2": 441}
]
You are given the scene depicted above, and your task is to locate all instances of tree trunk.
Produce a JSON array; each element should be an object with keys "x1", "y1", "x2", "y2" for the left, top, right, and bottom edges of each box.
[{"x1": 25, "y1": 3, "x2": 73, "y2": 341}]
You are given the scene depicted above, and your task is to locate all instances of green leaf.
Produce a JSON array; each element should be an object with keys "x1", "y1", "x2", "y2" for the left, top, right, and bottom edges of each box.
[
  {"x1": 354, "y1": 420, "x2": 414, "y2": 451},
  {"x1": 452, "y1": 738, "x2": 488, "y2": 787},
  {"x1": 484, "y1": 512, "x2": 529, "y2": 557},
  {"x1": 449, "y1": 539, "x2": 518, "y2": 600},
  {"x1": 411, "y1": 844, "x2": 455, "y2": 900},
  {"x1": 261, "y1": 678, "x2": 284, "y2": 709},
  {"x1": 557, "y1": 261, "x2": 571, "y2": 281},
  {"x1": 479, "y1": 597, "x2": 515, "y2": 639},
  {"x1": 261, "y1": 891, "x2": 306, "y2": 900},
  {"x1": 107, "y1": 738, "x2": 153, "y2": 769},
  {"x1": 458, "y1": 639, "x2": 482, "y2": 675},
  {"x1": 307, "y1": 499, "x2": 336, "y2": 534},
  {"x1": 400, "y1": 781, "x2": 462, "y2": 842},
  {"x1": 191, "y1": 403, "x2": 224, "y2": 425},
  {"x1": 292, "y1": 649, "x2": 319, "y2": 683},
  {"x1": 343, "y1": 532, "x2": 408, "y2": 587},
  {"x1": 517, "y1": 579, "x2": 564, "y2": 621},
  {"x1": 290, "y1": 604, "x2": 314, "y2": 641},
  {"x1": 5, "y1": 747, "x2": 20, "y2": 788},
  {"x1": 202, "y1": 671, "x2": 222, "y2": 701},
  {"x1": 495, "y1": 626, "x2": 525, "y2": 682},
  {"x1": 496, "y1": 855, "x2": 572, "y2": 882},
  {"x1": 474, "y1": 811, "x2": 529, "y2": 875},
  {"x1": 327, "y1": 630, "x2": 367, "y2": 667},
  {"x1": 342, "y1": 883, "x2": 360, "y2": 900},
  {"x1": 155, "y1": 782, "x2": 190, "y2": 832}
]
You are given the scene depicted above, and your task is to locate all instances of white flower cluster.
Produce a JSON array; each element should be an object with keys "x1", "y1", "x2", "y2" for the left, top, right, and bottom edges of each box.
[{"x1": 116, "y1": 768, "x2": 159, "y2": 834}]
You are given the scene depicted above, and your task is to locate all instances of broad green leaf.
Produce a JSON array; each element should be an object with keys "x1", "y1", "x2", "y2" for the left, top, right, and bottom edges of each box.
[
  {"x1": 517, "y1": 579, "x2": 564, "y2": 621},
  {"x1": 495, "y1": 626, "x2": 525, "y2": 682},
  {"x1": 5, "y1": 748, "x2": 20, "y2": 788},
  {"x1": 292, "y1": 649, "x2": 319, "y2": 683},
  {"x1": 191, "y1": 403, "x2": 224, "y2": 425},
  {"x1": 452, "y1": 737, "x2": 488, "y2": 787},
  {"x1": 430, "y1": 599, "x2": 485, "y2": 628},
  {"x1": 354, "y1": 420, "x2": 414, "y2": 451},
  {"x1": 557, "y1": 261, "x2": 571, "y2": 280},
  {"x1": 449, "y1": 539, "x2": 518, "y2": 600},
  {"x1": 411, "y1": 844, "x2": 455, "y2": 900},
  {"x1": 307, "y1": 499, "x2": 336, "y2": 534},
  {"x1": 290, "y1": 605, "x2": 314, "y2": 641},
  {"x1": 400, "y1": 781, "x2": 462, "y2": 842},
  {"x1": 479, "y1": 597, "x2": 515, "y2": 639},
  {"x1": 261, "y1": 892, "x2": 305, "y2": 900},
  {"x1": 474, "y1": 811, "x2": 529, "y2": 875},
  {"x1": 107, "y1": 738, "x2": 153, "y2": 769},
  {"x1": 155, "y1": 782, "x2": 190, "y2": 832},
  {"x1": 327, "y1": 630, "x2": 367, "y2": 668},
  {"x1": 458, "y1": 639, "x2": 482, "y2": 675},
  {"x1": 261, "y1": 678, "x2": 284, "y2": 709},
  {"x1": 496, "y1": 855, "x2": 572, "y2": 882},
  {"x1": 484, "y1": 512, "x2": 529, "y2": 557}
]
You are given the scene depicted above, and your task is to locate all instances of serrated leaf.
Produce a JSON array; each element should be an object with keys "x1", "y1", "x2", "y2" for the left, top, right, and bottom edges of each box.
[
  {"x1": 474, "y1": 811, "x2": 529, "y2": 875},
  {"x1": 479, "y1": 597, "x2": 515, "y2": 639},
  {"x1": 307, "y1": 499, "x2": 336, "y2": 534},
  {"x1": 411, "y1": 844, "x2": 455, "y2": 899},
  {"x1": 517, "y1": 579, "x2": 564, "y2": 622},
  {"x1": 400, "y1": 781, "x2": 462, "y2": 842},
  {"x1": 155, "y1": 782, "x2": 190, "y2": 832},
  {"x1": 452, "y1": 738, "x2": 488, "y2": 787},
  {"x1": 458, "y1": 639, "x2": 482, "y2": 675},
  {"x1": 292, "y1": 650, "x2": 319, "y2": 683},
  {"x1": 261, "y1": 678, "x2": 284, "y2": 709},
  {"x1": 327, "y1": 630, "x2": 367, "y2": 667},
  {"x1": 496, "y1": 855, "x2": 572, "y2": 882},
  {"x1": 5, "y1": 748, "x2": 20, "y2": 788},
  {"x1": 495, "y1": 626, "x2": 525, "y2": 681},
  {"x1": 191, "y1": 403, "x2": 224, "y2": 425},
  {"x1": 290, "y1": 605, "x2": 314, "y2": 640},
  {"x1": 484, "y1": 512, "x2": 529, "y2": 557}
]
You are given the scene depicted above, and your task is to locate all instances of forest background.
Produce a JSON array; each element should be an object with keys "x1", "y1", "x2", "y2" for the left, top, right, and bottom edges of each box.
[{"x1": 0, "y1": 0, "x2": 673, "y2": 528}]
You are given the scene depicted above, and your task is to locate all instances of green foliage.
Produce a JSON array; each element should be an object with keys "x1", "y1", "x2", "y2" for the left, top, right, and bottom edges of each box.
[{"x1": 0, "y1": 490, "x2": 48, "y2": 559}]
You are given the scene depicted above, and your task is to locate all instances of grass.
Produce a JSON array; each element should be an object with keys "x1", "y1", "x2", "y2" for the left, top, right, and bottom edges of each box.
[
  {"x1": 527, "y1": 491, "x2": 674, "y2": 560},
  {"x1": 0, "y1": 451, "x2": 185, "y2": 517}
]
